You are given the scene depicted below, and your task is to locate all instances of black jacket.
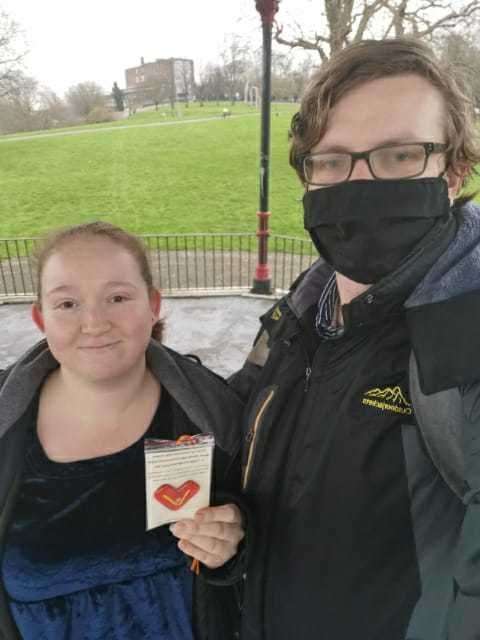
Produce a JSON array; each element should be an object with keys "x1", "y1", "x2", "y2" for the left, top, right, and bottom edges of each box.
[
  {"x1": 0, "y1": 339, "x2": 245, "y2": 640},
  {"x1": 234, "y1": 204, "x2": 480, "y2": 640}
]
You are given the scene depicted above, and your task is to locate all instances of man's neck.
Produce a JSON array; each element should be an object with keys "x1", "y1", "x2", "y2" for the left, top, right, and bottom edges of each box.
[{"x1": 335, "y1": 272, "x2": 372, "y2": 325}]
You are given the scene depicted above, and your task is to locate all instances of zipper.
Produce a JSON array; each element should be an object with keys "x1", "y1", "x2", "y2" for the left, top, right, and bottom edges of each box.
[
  {"x1": 304, "y1": 366, "x2": 312, "y2": 392},
  {"x1": 242, "y1": 388, "x2": 276, "y2": 490},
  {"x1": 300, "y1": 337, "x2": 313, "y2": 393}
]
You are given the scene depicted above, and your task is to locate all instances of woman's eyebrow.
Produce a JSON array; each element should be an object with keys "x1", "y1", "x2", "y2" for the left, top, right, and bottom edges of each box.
[
  {"x1": 45, "y1": 285, "x2": 75, "y2": 297},
  {"x1": 45, "y1": 281, "x2": 139, "y2": 297},
  {"x1": 104, "y1": 281, "x2": 139, "y2": 290}
]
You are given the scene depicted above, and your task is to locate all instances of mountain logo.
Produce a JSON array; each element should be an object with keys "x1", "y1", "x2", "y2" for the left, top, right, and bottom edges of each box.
[
  {"x1": 271, "y1": 306, "x2": 282, "y2": 321},
  {"x1": 362, "y1": 385, "x2": 412, "y2": 415}
]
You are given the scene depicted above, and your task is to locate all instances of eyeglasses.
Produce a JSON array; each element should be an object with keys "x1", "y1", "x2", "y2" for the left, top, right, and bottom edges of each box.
[{"x1": 301, "y1": 142, "x2": 448, "y2": 186}]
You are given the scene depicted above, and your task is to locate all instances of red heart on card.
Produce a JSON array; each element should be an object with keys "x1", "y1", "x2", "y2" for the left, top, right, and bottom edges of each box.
[{"x1": 154, "y1": 480, "x2": 200, "y2": 511}]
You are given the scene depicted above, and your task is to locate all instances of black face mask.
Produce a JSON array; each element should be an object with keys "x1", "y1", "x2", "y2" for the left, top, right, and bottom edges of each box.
[{"x1": 303, "y1": 177, "x2": 451, "y2": 284}]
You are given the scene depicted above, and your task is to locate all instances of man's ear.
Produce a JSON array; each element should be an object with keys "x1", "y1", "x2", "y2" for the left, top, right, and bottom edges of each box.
[
  {"x1": 149, "y1": 288, "x2": 161, "y2": 322},
  {"x1": 445, "y1": 166, "x2": 465, "y2": 204},
  {"x1": 31, "y1": 304, "x2": 45, "y2": 333}
]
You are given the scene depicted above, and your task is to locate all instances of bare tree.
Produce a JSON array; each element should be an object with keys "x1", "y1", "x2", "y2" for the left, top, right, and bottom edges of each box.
[
  {"x1": 272, "y1": 56, "x2": 315, "y2": 101},
  {"x1": 196, "y1": 64, "x2": 227, "y2": 103},
  {"x1": 143, "y1": 75, "x2": 172, "y2": 110},
  {"x1": 0, "y1": 73, "x2": 39, "y2": 133},
  {"x1": 221, "y1": 35, "x2": 250, "y2": 103},
  {"x1": 437, "y1": 31, "x2": 480, "y2": 106},
  {"x1": 175, "y1": 59, "x2": 194, "y2": 105},
  {"x1": 0, "y1": 10, "x2": 27, "y2": 97},
  {"x1": 37, "y1": 89, "x2": 69, "y2": 128},
  {"x1": 275, "y1": 1, "x2": 480, "y2": 61},
  {"x1": 65, "y1": 81, "x2": 106, "y2": 120}
]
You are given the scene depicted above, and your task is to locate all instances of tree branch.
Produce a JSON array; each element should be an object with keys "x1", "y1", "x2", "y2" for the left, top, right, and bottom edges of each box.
[
  {"x1": 353, "y1": 0, "x2": 391, "y2": 42},
  {"x1": 409, "y1": 1, "x2": 480, "y2": 39},
  {"x1": 274, "y1": 22, "x2": 329, "y2": 61}
]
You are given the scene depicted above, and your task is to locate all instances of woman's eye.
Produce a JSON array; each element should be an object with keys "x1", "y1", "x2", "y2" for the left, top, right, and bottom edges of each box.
[
  {"x1": 111, "y1": 295, "x2": 128, "y2": 303},
  {"x1": 56, "y1": 300, "x2": 77, "y2": 310}
]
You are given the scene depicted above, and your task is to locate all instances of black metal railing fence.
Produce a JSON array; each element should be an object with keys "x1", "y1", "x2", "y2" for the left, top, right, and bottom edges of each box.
[{"x1": 0, "y1": 233, "x2": 316, "y2": 301}]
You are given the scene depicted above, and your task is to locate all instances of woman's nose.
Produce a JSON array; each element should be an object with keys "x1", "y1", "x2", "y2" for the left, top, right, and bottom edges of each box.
[{"x1": 80, "y1": 307, "x2": 111, "y2": 334}]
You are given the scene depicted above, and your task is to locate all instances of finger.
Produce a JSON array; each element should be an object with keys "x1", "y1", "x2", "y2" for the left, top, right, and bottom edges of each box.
[
  {"x1": 178, "y1": 539, "x2": 234, "y2": 569},
  {"x1": 194, "y1": 503, "x2": 242, "y2": 525},
  {"x1": 169, "y1": 520, "x2": 196, "y2": 538},
  {"x1": 179, "y1": 533, "x2": 235, "y2": 559},
  {"x1": 172, "y1": 521, "x2": 244, "y2": 544}
]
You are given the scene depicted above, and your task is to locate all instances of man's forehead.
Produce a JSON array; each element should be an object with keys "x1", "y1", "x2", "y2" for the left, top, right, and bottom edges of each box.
[{"x1": 314, "y1": 74, "x2": 446, "y2": 151}]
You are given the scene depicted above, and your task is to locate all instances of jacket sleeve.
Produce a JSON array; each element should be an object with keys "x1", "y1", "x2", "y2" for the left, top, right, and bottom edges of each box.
[
  {"x1": 199, "y1": 422, "x2": 254, "y2": 588},
  {"x1": 447, "y1": 380, "x2": 480, "y2": 639},
  {"x1": 228, "y1": 329, "x2": 270, "y2": 403}
]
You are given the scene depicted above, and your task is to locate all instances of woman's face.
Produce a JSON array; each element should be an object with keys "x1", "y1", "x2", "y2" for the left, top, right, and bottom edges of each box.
[{"x1": 32, "y1": 236, "x2": 161, "y2": 385}]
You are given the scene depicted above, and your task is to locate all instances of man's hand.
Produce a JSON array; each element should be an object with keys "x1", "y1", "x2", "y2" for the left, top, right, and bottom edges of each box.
[{"x1": 169, "y1": 503, "x2": 245, "y2": 569}]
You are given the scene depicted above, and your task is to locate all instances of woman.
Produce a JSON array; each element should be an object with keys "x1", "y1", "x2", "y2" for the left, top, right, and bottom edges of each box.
[{"x1": 0, "y1": 222, "x2": 245, "y2": 640}]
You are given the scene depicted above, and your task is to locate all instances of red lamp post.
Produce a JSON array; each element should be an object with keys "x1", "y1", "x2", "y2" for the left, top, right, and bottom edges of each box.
[{"x1": 251, "y1": 0, "x2": 280, "y2": 294}]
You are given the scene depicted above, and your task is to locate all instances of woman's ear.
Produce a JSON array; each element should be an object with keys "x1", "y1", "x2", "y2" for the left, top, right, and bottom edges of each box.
[
  {"x1": 149, "y1": 288, "x2": 161, "y2": 322},
  {"x1": 31, "y1": 304, "x2": 45, "y2": 333}
]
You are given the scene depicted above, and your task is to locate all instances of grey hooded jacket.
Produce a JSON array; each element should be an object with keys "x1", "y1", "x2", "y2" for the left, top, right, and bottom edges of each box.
[{"x1": 0, "y1": 339, "x2": 244, "y2": 640}]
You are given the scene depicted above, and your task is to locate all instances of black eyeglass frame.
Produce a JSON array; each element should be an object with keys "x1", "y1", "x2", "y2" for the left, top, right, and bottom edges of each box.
[{"x1": 300, "y1": 142, "x2": 448, "y2": 186}]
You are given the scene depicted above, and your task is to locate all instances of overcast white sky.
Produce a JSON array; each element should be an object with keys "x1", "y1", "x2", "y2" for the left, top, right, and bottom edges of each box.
[{"x1": 2, "y1": 0, "x2": 317, "y2": 96}]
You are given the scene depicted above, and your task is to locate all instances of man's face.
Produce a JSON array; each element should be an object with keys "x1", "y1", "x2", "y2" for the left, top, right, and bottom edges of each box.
[{"x1": 309, "y1": 73, "x2": 462, "y2": 199}]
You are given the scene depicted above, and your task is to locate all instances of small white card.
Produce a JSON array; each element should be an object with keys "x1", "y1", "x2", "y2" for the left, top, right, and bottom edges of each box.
[{"x1": 144, "y1": 433, "x2": 214, "y2": 530}]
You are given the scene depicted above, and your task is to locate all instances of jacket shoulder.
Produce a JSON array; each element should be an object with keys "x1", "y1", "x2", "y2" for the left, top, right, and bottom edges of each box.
[
  {"x1": 147, "y1": 342, "x2": 244, "y2": 458},
  {"x1": 0, "y1": 365, "x2": 14, "y2": 390},
  {"x1": 409, "y1": 352, "x2": 466, "y2": 499}
]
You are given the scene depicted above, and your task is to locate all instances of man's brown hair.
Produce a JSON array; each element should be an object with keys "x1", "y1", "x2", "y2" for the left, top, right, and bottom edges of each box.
[{"x1": 290, "y1": 38, "x2": 480, "y2": 196}]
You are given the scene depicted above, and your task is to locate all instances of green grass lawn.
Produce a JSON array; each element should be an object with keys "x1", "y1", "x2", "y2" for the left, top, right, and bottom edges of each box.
[
  {"x1": 0, "y1": 102, "x2": 307, "y2": 239},
  {"x1": 1, "y1": 102, "x2": 478, "y2": 241}
]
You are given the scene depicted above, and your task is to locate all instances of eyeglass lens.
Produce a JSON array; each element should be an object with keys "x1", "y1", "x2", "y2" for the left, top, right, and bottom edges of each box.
[{"x1": 304, "y1": 144, "x2": 428, "y2": 185}]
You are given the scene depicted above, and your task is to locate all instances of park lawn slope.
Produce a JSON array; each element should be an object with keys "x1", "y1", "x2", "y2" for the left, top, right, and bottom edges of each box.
[
  {"x1": 2, "y1": 105, "x2": 477, "y2": 240},
  {"x1": 0, "y1": 106, "x2": 308, "y2": 239}
]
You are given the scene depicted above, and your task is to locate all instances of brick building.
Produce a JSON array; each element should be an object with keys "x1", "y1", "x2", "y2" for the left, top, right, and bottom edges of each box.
[{"x1": 125, "y1": 57, "x2": 195, "y2": 108}]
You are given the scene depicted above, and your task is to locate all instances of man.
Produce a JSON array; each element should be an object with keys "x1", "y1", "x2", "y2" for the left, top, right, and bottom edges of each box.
[{"x1": 234, "y1": 39, "x2": 480, "y2": 640}]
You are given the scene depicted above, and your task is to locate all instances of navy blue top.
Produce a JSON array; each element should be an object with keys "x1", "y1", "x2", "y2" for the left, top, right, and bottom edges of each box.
[{"x1": 1, "y1": 389, "x2": 194, "y2": 640}]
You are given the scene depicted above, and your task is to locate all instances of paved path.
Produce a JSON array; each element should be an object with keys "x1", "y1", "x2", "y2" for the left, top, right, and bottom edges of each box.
[
  {"x1": 0, "y1": 113, "x2": 259, "y2": 144},
  {"x1": 0, "y1": 295, "x2": 273, "y2": 377}
]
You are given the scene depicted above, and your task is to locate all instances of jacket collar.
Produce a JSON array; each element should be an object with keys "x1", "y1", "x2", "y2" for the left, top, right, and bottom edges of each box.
[
  {"x1": 0, "y1": 340, "x2": 242, "y2": 456},
  {"x1": 284, "y1": 210, "x2": 458, "y2": 333}
]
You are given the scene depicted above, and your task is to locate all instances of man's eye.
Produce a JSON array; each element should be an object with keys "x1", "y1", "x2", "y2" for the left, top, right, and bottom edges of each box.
[
  {"x1": 394, "y1": 152, "x2": 412, "y2": 162},
  {"x1": 317, "y1": 158, "x2": 340, "y2": 169},
  {"x1": 392, "y1": 149, "x2": 423, "y2": 163},
  {"x1": 110, "y1": 295, "x2": 128, "y2": 303}
]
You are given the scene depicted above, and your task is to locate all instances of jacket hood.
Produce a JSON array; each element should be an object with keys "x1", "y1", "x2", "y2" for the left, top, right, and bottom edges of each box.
[
  {"x1": 406, "y1": 202, "x2": 480, "y2": 308},
  {"x1": 0, "y1": 339, "x2": 242, "y2": 457},
  {"x1": 404, "y1": 203, "x2": 480, "y2": 393}
]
